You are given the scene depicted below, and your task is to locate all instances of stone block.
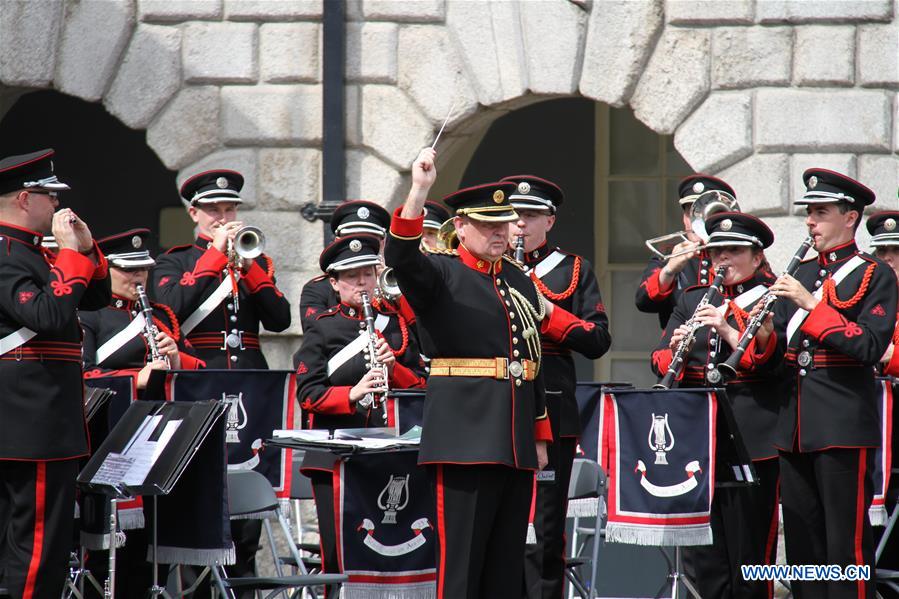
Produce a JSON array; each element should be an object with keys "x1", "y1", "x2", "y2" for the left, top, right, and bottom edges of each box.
[
  {"x1": 147, "y1": 86, "x2": 221, "y2": 170},
  {"x1": 260, "y1": 334, "x2": 301, "y2": 369},
  {"x1": 757, "y1": 0, "x2": 892, "y2": 23},
  {"x1": 716, "y1": 153, "x2": 790, "y2": 215},
  {"x1": 858, "y1": 24, "x2": 899, "y2": 88},
  {"x1": 859, "y1": 154, "x2": 899, "y2": 211},
  {"x1": 243, "y1": 209, "x2": 323, "y2": 283},
  {"x1": 397, "y1": 25, "x2": 477, "y2": 122},
  {"x1": 105, "y1": 24, "x2": 182, "y2": 129},
  {"x1": 666, "y1": 0, "x2": 753, "y2": 24},
  {"x1": 260, "y1": 23, "x2": 319, "y2": 84},
  {"x1": 0, "y1": 1, "x2": 62, "y2": 87},
  {"x1": 789, "y1": 153, "x2": 856, "y2": 212},
  {"x1": 631, "y1": 28, "x2": 710, "y2": 134},
  {"x1": 520, "y1": 0, "x2": 588, "y2": 95},
  {"x1": 225, "y1": 0, "x2": 322, "y2": 20},
  {"x1": 183, "y1": 22, "x2": 257, "y2": 84},
  {"x1": 895, "y1": 94, "x2": 899, "y2": 153},
  {"x1": 362, "y1": 0, "x2": 445, "y2": 22},
  {"x1": 446, "y1": 0, "x2": 527, "y2": 104},
  {"x1": 712, "y1": 26, "x2": 791, "y2": 89},
  {"x1": 345, "y1": 150, "x2": 403, "y2": 205},
  {"x1": 138, "y1": 0, "x2": 222, "y2": 21},
  {"x1": 178, "y1": 148, "x2": 259, "y2": 209},
  {"x1": 675, "y1": 92, "x2": 752, "y2": 173},
  {"x1": 793, "y1": 25, "x2": 855, "y2": 86},
  {"x1": 762, "y1": 215, "x2": 817, "y2": 271},
  {"x1": 360, "y1": 85, "x2": 432, "y2": 169},
  {"x1": 56, "y1": 0, "x2": 135, "y2": 101},
  {"x1": 756, "y1": 90, "x2": 892, "y2": 152},
  {"x1": 345, "y1": 84, "x2": 362, "y2": 146},
  {"x1": 580, "y1": 0, "x2": 663, "y2": 106},
  {"x1": 258, "y1": 148, "x2": 320, "y2": 210},
  {"x1": 221, "y1": 84, "x2": 322, "y2": 145},
  {"x1": 346, "y1": 22, "x2": 397, "y2": 83}
]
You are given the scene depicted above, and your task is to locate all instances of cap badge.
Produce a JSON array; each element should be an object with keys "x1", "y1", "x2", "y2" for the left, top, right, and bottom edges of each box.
[
  {"x1": 216, "y1": 177, "x2": 229, "y2": 189},
  {"x1": 132, "y1": 235, "x2": 142, "y2": 248},
  {"x1": 809, "y1": 176, "x2": 818, "y2": 189},
  {"x1": 349, "y1": 240, "x2": 362, "y2": 252},
  {"x1": 720, "y1": 218, "x2": 733, "y2": 231},
  {"x1": 692, "y1": 181, "x2": 704, "y2": 194},
  {"x1": 493, "y1": 190, "x2": 505, "y2": 204},
  {"x1": 357, "y1": 206, "x2": 370, "y2": 219},
  {"x1": 517, "y1": 182, "x2": 530, "y2": 195},
  {"x1": 887, "y1": 218, "x2": 897, "y2": 232}
]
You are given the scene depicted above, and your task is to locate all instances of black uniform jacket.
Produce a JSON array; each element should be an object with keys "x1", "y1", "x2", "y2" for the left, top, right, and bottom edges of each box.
[
  {"x1": 149, "y1": 235, "x2": 291, "y2": 369},
  {"x1": 80, "y1": 295, "x2": 205, "y2": 386},
  {"x1": 293, "y1": 300, "x2": 427, "y2": 431},
  {"x1": 0, "y1": 223, "x2": 111, "y2": 460},
  {"x1": 636, "y1": 252, "x2": 710, "y2": 329},
  {"x1": 522, "y1": 243, "x2": 611, "y2": 437},
  {"x1": 765, "y1": 241, "x2": 898, "y2": 452},
  {"x1": 651, "y1": 273, "x2": 780, "y2": 461},
  {"x1": 299, "y1": 274, "x2": 337, "y2": 332},
  {"x1": 386, "y1": 210, "x2": 596, "y2": 469}
]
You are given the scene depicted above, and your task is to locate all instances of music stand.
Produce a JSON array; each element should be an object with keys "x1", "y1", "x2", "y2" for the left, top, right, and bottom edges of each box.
[{"x1": 77, "y1": 399, "x2": 228, "y2": 598}]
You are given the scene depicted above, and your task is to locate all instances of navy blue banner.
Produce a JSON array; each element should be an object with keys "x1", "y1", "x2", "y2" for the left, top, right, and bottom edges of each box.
[{"x1": 389, "y1": 389, "x2": 426, "y2": 435}]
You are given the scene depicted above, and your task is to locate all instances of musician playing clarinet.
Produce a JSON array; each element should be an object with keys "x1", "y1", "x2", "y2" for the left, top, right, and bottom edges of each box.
[
  {"x1": 650, "y1": 212, "x2": 780, "y2": 598},
  {"x1": 502, "y1": 175, "x2": 611, "y2": 599},
  {"x1": 293, "y1": 233, "x2": 426, "y2": 597},
  {"x1": 759, "y1": 170, "x2": 897, "y2": 599}
]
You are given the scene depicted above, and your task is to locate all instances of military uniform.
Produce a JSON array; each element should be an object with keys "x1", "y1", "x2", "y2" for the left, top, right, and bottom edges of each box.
[
  {"x1": 298, "y1": 200, "x2": 390, "y2": 331},
  {"x1": 501, "y1": 175, "x2": 612, "y2": 599},
  {"x1": 386, "y1": 181, "x2": 599, "y2": 598},
  {"x1": 635, "y1": 175, "x2": 737, "y2": 329},
  {"x1": 767, "y1": 170, "x2": 897, "y2": 599},
  {"x1": 0, "y1": 150, "x2": 111, "y2": 599},
  {"x1": 868, "y1": 211, "x2": 899, "y2": 377},
  {"x1": 651, "y1": 212, "x2": 780, "y2": 599}
]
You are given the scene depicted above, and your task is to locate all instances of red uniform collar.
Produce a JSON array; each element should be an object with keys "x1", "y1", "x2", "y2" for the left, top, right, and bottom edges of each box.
[
  {"x1": 0, "y1": 222, "x2": 43, "y2": 248},
  {"x1": 458, "y1": 244, "x2": 503, "y2": 274},
  {"x1": 817, "y1": 240, "x2": 858, "y2": 265}
]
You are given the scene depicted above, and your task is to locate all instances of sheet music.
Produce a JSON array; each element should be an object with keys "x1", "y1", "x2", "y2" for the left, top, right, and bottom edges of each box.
[{"x1": 91, "y1": 416, "x2": 182, "y2": 487}]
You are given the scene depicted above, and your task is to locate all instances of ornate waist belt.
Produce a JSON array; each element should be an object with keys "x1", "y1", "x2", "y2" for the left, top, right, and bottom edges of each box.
[{"x1": 429, "y1": 357, "x2": 537, "y2": 381}]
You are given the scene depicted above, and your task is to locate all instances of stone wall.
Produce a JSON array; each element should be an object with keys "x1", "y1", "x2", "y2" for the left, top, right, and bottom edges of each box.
[{"x1": 0, "y1": 0, "x2": 897, "y2": 367}]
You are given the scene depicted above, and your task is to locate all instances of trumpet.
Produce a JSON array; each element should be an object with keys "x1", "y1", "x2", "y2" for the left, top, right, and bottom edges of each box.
[
  {"x1": 359, "y1": 291, "x2": 388, "y2": 424},
  {"x1": 227, "y1": 225, "x2": 265, "y2": 266},
  {"x1": 645, "y1": 190, "x2": 740, "y2": 260},
  {"x1": 653, "y1": 265, "x2": 728, "y2": 390},
  {"x1": 376, "y1": 267, "x2": 402, "y2": 301},
  {"x1": 136, "y1": 284, "x2": 169, "y2": 367}
]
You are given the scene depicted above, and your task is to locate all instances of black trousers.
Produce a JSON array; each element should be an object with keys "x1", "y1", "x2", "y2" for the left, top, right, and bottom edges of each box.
[
  {"x1": 431, "y1": 463, "x2": 532, "y2": 599},
  {"x1": 682, "y1": 457, "x2": 780, "y2": 599},
  {"x1": 523, "y1": 436, "x2": 577, "y2": 599},
  {"x1": 780, "y1": 448, "x2": 875, "y2": 599},
  {"x1": 308, "y1": 470, "x2": 341, "y2": 599},
  {"x1": 0, "y1": 459, "x2": 78, "y2": 599}
]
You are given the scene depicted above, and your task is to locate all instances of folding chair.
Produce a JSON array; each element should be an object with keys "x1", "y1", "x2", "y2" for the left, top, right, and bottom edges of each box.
[
  {"x1": 277, "y1": 452, "x2": 324, "y2": 576},
  {"x1": 564, "y1": 458, "x2": 607, "y2": 599},
  {"x1": 210, "y1": 470, "x2": 346, "y2": 599}
]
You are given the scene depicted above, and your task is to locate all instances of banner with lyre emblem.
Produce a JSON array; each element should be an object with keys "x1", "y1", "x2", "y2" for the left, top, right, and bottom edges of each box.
[{"x1": 601, "y1": 387, "x2": 716, "y2": 546}]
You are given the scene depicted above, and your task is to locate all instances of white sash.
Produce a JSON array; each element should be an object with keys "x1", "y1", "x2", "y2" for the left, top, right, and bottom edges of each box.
[
  {"x1": 0, "y1": 327, "x2": 37, "y2": 356},
  {"x1": 530, "y1": 250, "x2": 566, "y2": 279},
  {"x1": 326, "y1": 313, "x2": 389, "y2": 376},
  {"x1": 716, "y1": 284, "x2": 768, "y2": 315},
  {"x1": 181, "y1": 277, "x2": 233, "y2": 335},
  {"x1": 96, "y1": 314, "x2": 146, "y2": 365},
  {"x1": 786, "y1": 255, "x2": 867, "y2": 344}
]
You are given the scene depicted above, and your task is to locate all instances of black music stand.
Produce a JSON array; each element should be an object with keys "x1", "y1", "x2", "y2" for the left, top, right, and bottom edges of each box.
[{"x1": 77, "y1": 399, "x2": 228, "y2": 598}]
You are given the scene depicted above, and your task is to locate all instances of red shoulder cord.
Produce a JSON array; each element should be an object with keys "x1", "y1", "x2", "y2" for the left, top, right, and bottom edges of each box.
[
  {"x1": 153, "y1": 303, "x2": 181, "y2": 342},
  {"x1": 821, "y1": 263, "x2": 875, "y2": 310},
  {"x1": 531, "y1": 256, "x2": 581, "y2": 301},
  {"x1": 263, "y1": 255, "x2": 275, "y2": 279},
  {"x1": 727, "y1": 302, "x2": 750, "y2": 334},
  {"x1": 372, "y1": 298, "x2": 409, "y2": 357}
]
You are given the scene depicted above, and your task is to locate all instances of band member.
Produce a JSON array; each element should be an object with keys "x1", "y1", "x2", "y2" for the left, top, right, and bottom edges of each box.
[
  {"x1": 294, "y1": 233, "x2": 426, "y2": 594},
  {"x1": 78, "y1": 228, "x2": 204, "y2": 598},
  {"x1": 651, "y1": 212, "x2": 780, "y2": 598},
  {"x1": 868, "y1": 211, "x2": 899, "y2": 376},
  {"x1": 635, "y1": 175, "x2": 739, "y2": 328},
  {"x1": 386, "y1": 148, "x2": 598, "y2": 598},
  {"x1": 299, "y1": 200, "x2": 390, "y2": 331},
  {"x1": 0, "y1": 149, "x2": 111, "y2": 599},
  {"x1": 149, "y1": 169, "x2": 291, "y2": 582},
  {"x1": 758, "y1": 169, "x2": 897, "y2": 598},
  {"x1": 421, "y1": 201, "x2": 450, "y2": 250},
  {"x1": 502, "y1": 174, "x2": 611, "y2": 599}
]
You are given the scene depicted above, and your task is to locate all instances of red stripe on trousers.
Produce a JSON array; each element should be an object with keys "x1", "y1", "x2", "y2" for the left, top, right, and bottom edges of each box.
[
  {"x1": 23, "y1": 461, "x2": 46, "y2": 599},
  {"x1": 436, "y1": 465, "x2": 446, "y2": 599},
  {"x1": 855, "y1": 448, "x2": 867, "y2": 599}
]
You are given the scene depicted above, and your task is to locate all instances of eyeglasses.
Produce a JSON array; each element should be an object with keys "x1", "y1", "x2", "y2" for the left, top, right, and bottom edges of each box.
[{"x1": 28, "y1": 190, "x2": 58, "y2": 198}]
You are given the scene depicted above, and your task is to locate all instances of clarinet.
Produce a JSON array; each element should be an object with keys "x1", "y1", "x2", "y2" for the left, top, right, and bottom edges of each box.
[
  {"x1": 514, "y1": 234, "x2": 525, "y2": 263},
  {"x1": 104, "y1": 498, "x2": 118, "y2": 599},
  {"x1": 653, "y1": 265, "x2": 728, "y2": 390},
  {"x1": 359, "y1": 291, "x2": 388, "y2": 424},
  {"x1": 135, "y1": 284, "x2": 169, "y2": 367},
  {"x1": 714, "y1": 235, "x2": 815, "y2": 382}
]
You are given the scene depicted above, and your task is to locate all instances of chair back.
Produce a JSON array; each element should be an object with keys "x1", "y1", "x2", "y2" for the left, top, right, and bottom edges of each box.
[{"x1": 228, "y1": 470, "x2": 279, "y2": 518}]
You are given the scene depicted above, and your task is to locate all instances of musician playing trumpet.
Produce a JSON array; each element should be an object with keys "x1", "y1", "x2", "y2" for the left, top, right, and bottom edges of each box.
[
  {"x1": 293, "y1": 233, "x2": 426, "y2": 597},
  {"x1": 650, "y1": 212, "x2": 781, "y2": 599}
]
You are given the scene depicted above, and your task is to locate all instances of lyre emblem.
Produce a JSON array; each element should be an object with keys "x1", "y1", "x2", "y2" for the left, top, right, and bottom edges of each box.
[
  {"x1": 377, "y1": 474, "x2": 410, "y2": 524},
  {"x1": 648, "y1": 413, "x2": 675, "y2": 465},
  {"x1": 222, "y1": 392, "x2": 248, "y2": 443}
]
